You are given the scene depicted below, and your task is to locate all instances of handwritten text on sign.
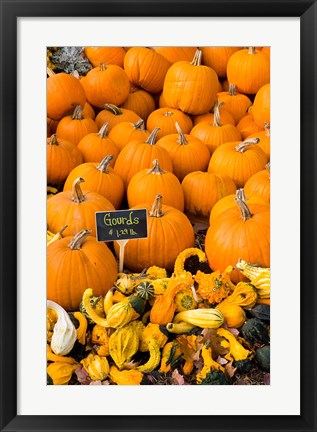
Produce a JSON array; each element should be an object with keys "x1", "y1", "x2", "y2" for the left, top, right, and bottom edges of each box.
[{"x1": 95, "y1": 209, "x2": 148, "y2": 242}]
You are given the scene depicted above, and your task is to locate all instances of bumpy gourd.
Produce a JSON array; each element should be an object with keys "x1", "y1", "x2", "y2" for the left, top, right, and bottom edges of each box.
[
  {"x1": 79, "y1": 295, "x2": 105, "y2": 324},
  {"x1": 159, "y1": 341, "x2": 182, "y2": 373},
  {"x1": 195, "y1": 266, "x2": 235, "y2": 304},
  {"x1": 91, "y1": 324, "x2": 110, "y2": 356},
  {"x1": 196, "y1": 344, "x2": 224, "y2": 384},
  {"x1": 109, "y1": 321, "x2": 144, "y2": 369},
  {"x1": 47, "y1": 300, "x2": 77, "y2": 356},
  {"x1": 139, "y1": 323, "x2": 169, "y2": 352},
  {"x1": 80, "y1": 353, "x2": 110, "y2": 381},
  {"x1": 109, "y1": 365, "x2": 144, "y2": 385},
  {"x1": 219, "y1": 282, "x2": 258, "y2": 309},
  {"x1": 106, "y1": 295, "x2": 146, "y2": 328}
]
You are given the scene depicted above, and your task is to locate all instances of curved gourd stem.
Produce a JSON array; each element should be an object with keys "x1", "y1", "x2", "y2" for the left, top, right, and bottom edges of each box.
[
  {"x1": 228, "y1": 83, "x2": 237, "y2": 96},
  {"x1": 191, "y1": 49, "x2": 203, "y2": 66},
  {"x1": 235, "y1": 197, "x2": 253, "y2": 221},
  {"x1": 48, "y1": 134, "x2": 59, "y2": 145},
  {"x1": 149, "y1": 194, "x2": 163, "y2": 218},
  {"x1": 248, "y1": 47, "x2": 256, "y2": 55},
  {"x1": 235, "y1": 138, "x2": 260, "y2": 153},
  {"x1": 72, "y1": 105, "x2": 83, "y2": 120},
  {"x1": 68, "y1": 229, "x2": 92, "y2": 250},
  {"x1": 47, "y1": 67, "x2": 55, "y2": 77},
  {"x1": 96, "y1": 155, "x2": 113, "y2": 173},
  {"x1": 148, "y1": 159, "x2": 165, "y2": 175},
  {"x1": 175, "y1": 122, "x2": 188, "y2": 145},
  {"x1": 146, "y1": 127, "x2": 160, "y2": 145},
  {"x1": 71, "y1": 177, "x2": 86, "y2": 203},
  {"x1": 133, "y1": 119, "x2": 145, "y2": 130},
  {"x1": 264, "y1": 122, "x2": 270, "y2": 136},
  {"x1": 103, "y1": 104, "x2": 122, "y2": 116},
  {"x1": 98, "y1": 122, "x2": 109, "y2": 138}
]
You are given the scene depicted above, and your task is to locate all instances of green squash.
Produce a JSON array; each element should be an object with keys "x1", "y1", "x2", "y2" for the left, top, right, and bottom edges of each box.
[
  {"x1": 241, "y1": 318, "x2": 269, "y2": 345},
  {"x1": 255, "y1": 345, "x2": 270, "y2": 372}
]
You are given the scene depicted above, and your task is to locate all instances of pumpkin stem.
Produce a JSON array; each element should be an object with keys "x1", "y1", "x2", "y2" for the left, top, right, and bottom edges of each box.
[
  {"x1": 228, "y1": 84, "x2": 236, "y2": 96},
  {"x1": 265, "y1": 162, "x2": 270, "y2": 172},
  {"x1": 103, "y1": 104, "x2": 122, "y2": 116},
  {"x1": 146, "y1": 128, "x2": 160, "y2": 145},
  {"x1": 236, "y1": 188, "x2": 248, "y2": 202},
  {"x1": 98, "y1": 122, "x2": 109, "y2": 138},
  {"x1": 68, "y1": 229, "x2": 92, "y2": 250},
  {"x1": 47, "y1": 67, "x2": 55, "y2": 77},
  {"x1": 133, "y1": 119, "x2": 145, "y2": 130},
  {"x1": 191, "y1": 49, "x2": 203, "y2": 66},
  {"x1": 149, "y1": 194, "x2": 163, "y2": 218},
  {"x1": 148, "y1": 159, "x2": 165, "y2": 175},
  {"x1": 71, "y1": 70, "x2": 80, "y2": 79},
  {"x1": 248, "y1": 47, "x2": 257, "y2": 55},
  {"x1": 213, "y1": 102, "x2": 223, "y2": 127},
  {"x1": 235, "y1": 138, "x2": 260, "y2": 153},
  {"x1": 96, "y1": 155, "x2": 113, "y2": 173},
  {"x1": 48, "y1": 134, "x2": 59, "y2": 146},
  {"x1": 58, "y1": 225, "x2": 68, "y2": 236},
  {"x1": 99, "y1": 62, "x2": 107, "y2": 71},
  {"x1": 235, "y1": 197, "x2": 253, "y2": 221},
  {"x1": 163, "y1": 111, "x2": 174, "y2": 117},
  {"x1": 72, "y1": 177, "x2": 86, "y2": 203},
  {"x1": 175, "y1": 122, "x2": 188, "y2": 145},
  {"x1": 264, "y1": 122, "x2": 270, "y2": 136},
  {"x1": 72, "y1": 105, "x2": 83, "y2": 120}
]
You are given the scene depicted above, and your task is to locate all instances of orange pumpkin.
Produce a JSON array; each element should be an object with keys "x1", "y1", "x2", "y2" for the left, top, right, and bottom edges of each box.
[
  {"x1": 146, "y1": 108, "x2": 193, "y2": 140},
  {"x1": 205, "y1": 197, "x2": 270, "y2": 283},
  {"x1": 63, "y1": 155, "x2": 125, "y2": 209},
  {"x1": 261, "y1": 46, "x2": 270, "y2": 60},
  {"x1": 200, "y1": 47, "x2": 240, "y2": 78},
  {"x1": 236, "y1": 113, "x2": 264, "y2": 140},
  {"x1": 77, "y1": 122, "x2": 120, "y2": 164},
  {"x1": 244, "y1": 162, "x2": 270, "y2": 203},
  {"x1": 47, "y1": 134, "x2": 83, "y2": 185},
  {"x1": 127, "y1": 159, "x2": 184, "y2": 211},
  {"x1": 217, "y1": 84, "x2": 252, "y2": 124},
  {"x1": 113, "y1": 195, "x2": 195, "y2": 272},
  {"x1": 192, "y1": 106, "x2": 235, "y2": 127},
  {"x1": 82, "y1": 62, "x2": 130, "y2": 108},
  {"x1": 120, "y1": 86, "x2": 156, "y2": 122},
  {"x1": 252, "y1": 83, "x2": 270, "y2": 127},
  {"x1": 56, "y1": 105, "x2": 98, "y2": 146},
  {"x1": 47, "y1": 117, "x2": 59, "y2": 135},
  {"x1": 47, "y1": 229, "x2": 118, "y2": 311},
  {"x1": 84, "y1": 47, "x2": 126, "y2": 67},
  {"x1": 47, "y1": 68, "x2": 86, "y2": 121},
  {"x1": 82, "y1": 102, "x2": 96, "y2": 120},
  {"x1": 246, "y1": 122, "x2": 270, "y2": 160},
  {"x1": 108, "y1": 119, "x2": 150, "y2": 151},
  {"x1": 162, "y1": 49, "x2": 218, "y2": 115},
  {"x1": 47, "y1": 177, "x2": 115, "y2": 237},
  {"x1": 156, "y1": 122, "x2": 210, "y2": 181},
  {"x1": 181, "y1": 171, "x2": 237, "y2": 217},
  {"x1": 153, "y1": 47, "x2": 197, "y2": 63},
  {"x1": 189, "y1": 102, "x2": 241, "y2": 155},
  {"x1": 208, "y1": 138, "x2": 267, "y2": 188},
  {"x1": 226, "y1": 47, "x2": 270, "y2": 94},
  {"x1": 123, "y1": 47, "x2": 171, "y2": 94},
  {"x1": 95, "y1": 104, "x2": 140, "y2": 130},
  {"x1": 113, "y1": 128, "x2": 173, "y2": 188}
]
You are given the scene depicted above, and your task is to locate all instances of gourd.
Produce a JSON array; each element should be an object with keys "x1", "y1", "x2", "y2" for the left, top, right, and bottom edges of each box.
[
  {"x1": 174, "y1": 288, "x2": 197, "y2": 312},
  {"x1": 137, "y1": 339, "x2": 161, "y2": 373},
  {"x1": 47, "y1": 134, "x2": 83, "y2": 185},
  {"x1": 162, "y1": 49, "x2": 219, "y2": 115},
  {"x1": 47, "y1": 177, "x2": 115, "y2": 237},
  {"x1": 199, "y1": 369, "x2": 230, "y2": 385},
  {"x1": 47, "y1": 300, "x2": 77, "y2": 355},
  {"x1": 46, "y1": 345, "x2": 77, "y2": 365},
  {"x1": 217, "y1": 84, "x2": 252, "y2": 124},
  {"x1": 79, "y1": 295, "x2": 105, "y2": 323},
  {"x1": 108, "y1": 119, "x2": 150, "y2": 151},
  {"x1": 249, "y1": 304, "x2": 270, "y2": 321},
  {"x1": 121, "y1": 86, "x2": 156, "y2": 122},
  {"x1": 47, "y1": 362, "x2": 79, "y2": 385},
  {"x1": 218, "y1": 282, "x2": 258, "y2": 309},
  {"x1": 91, "y1": 324, "x2": 110, "y2": 356},
  {"x1": 235, "y1": 259, "x2": 270, "y2": 299},
  {"x1": 196, "y1": 344, "x2": 224, "y2": 384},
  {"x1": 109, "y1": 321, "x2": 144, "y2": 369},
  {"x1": 173, "y1": 308, "x2": 224, "y2": 329},
  {"x1": 47, "y1": 231, "x2": 118, "y2": 311},
  {"x1": 216, "y1": 303, "x2": 246, "y2": 328},
  {"x1": 173, "y1": 247, "x2": 207, "y2": 277},
  {"x1": 109, "y1": 365, "x2": 144, "y2": 385},
  {"x1": 165, "y1": 322, "x2": 196, "y2": 334},
  {"x1": 255, "y1": 345, "x2": 270, "y2": 372},
  {"x1": 241, "y1": 318, "x2": 269, "y2": 345},
  {"x1": 80, "y1": 353, "x2": 110, "y2": 381},
  {"x1": 135, "y1": 281, "x2": 155, "y2": 300},
  {"x1": 63, "y1": 155, "x2": 124, "y2": 209},
  {"x1": 73, "y1": 311, "x2": 88, "y2": 345},
  {"x1": 83, "y1": 62, "x2": 130, "y2": 108},
  {"x1": 159, "y1": 341, "x2": 182, "y2": 373},
  {"x1": 95, "y1": 104, "x2": 140, "y2": 130},
  {"x1": 139, "y1": 323, "x2": 169, "y2": 352},
  {"x1": 114, "y1": 195, "x2": 195, "y2": 272},
  {"x1": 146, "y1": 108, "x2": 193, "y2": 140},
  {"x1": 194, "y1": 266, "x2": 235, "y2": 304},
  {"x1": 77, "y1": 122, "x2": 120, "y2": 164},
  {"x1": 217, "y1": 328, "x2": 252, "y2": 364},
  {"x1": 156, "y1": 122, "x2": 210, "y2": 182}
]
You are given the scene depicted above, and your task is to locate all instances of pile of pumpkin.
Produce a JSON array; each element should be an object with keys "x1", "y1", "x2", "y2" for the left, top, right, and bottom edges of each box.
[{"x1": 46, "y1": 46, "x2": 270, "y2": 385}]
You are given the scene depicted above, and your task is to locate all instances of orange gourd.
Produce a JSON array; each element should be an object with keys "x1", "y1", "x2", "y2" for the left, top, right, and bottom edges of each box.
[
  {"x1": 217, "y1": 84, "x2": 252, "y2": 124},
  {"x1": 146, "y1": 108, "x2": 193, "y2": 140},
  {"x1": 108, "y1": 119, "x2": 150, "y2": 151},
  {"x1": 95, "y1": 104, "x2": 140, "y2": 130}
]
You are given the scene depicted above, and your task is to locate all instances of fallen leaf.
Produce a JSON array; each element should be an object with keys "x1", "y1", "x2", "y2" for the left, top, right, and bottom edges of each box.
[
  {"x1": 75, "y1": 366, "x2": 90, "y2": 384},
  {"x1": 228, "y1": 327, "x2": 240, "y2": 337},
  {"x1": 201, "y1": 328, "x2": 229, "y2": 357},
  {"x1": 224, "y1": 361, "x2": 237, "y2": 379},
  {"x1": 216, "y1": 355, "x2": 228, "y2": 366},
  {"x1": 171, "y1": 369, "x2": 185, "y2": 385}
]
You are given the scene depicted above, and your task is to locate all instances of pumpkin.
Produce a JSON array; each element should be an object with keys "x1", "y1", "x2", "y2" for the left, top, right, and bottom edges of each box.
[
  {"x1": 120, "y1": 86, "x2": 156, "y2": 122},
  {"x1": 63, "y1": 155, "x2": 125, "y2": 209},
  {"x1": 156, "y1": 122, "x2": 210, "y2": 182},
  {"x1": 217, "y1": 84, "x2": 252, "y2": 124},
  {"x1": 181, "y1": 171, "x2": 236, "y2": 217},
  {"x1": 127, "y1": 159, "x2": 185, "y2": 211},
  {"x1": 162, "y1": 49, "x2": 219, "y2": 115},
  {"x1": 244, "y1": 162, "x2": 270, "y2": 203},
  {"x1": 226, "y1": 47, "x2": 270, "y2": 94},
  {"x1": 146, "y1": 107, "x2": 193, "y2": 140},
  {"x1": 56, "y1": 105, "x2": 98, "y2": 146},
  {"x1": 47, "y1": 68, "x2": 86, "y2": 121},
  {"x1": 205, "y1": 197, "x2": 270, "y2": 283},
  {"x1": 236, "y1": 113, "x2": 264, "y2": 140},
  {"x1": 77, "y1": 122, "x2": 120, "y2": 164},
  {"x1": 192, "y1": 107, "x2": 235, "y2": 127},
  {"x1": 81, "y1": 102, "x2": 96, "y2": 120},
  {"x1": 113, "y1": 128, "x2": 173, "y2": 188},
  {"x1": 189, "y1": 102, "x2": 241, "y2": 155},
  {"x1": 261, "y1": 47, "x2": 270, "y2": 60},
  {"x1": 108, "y1": 119, "x2": 150, "y2": 151},
  {"x1": 247, "y1": 122, "x2": 270, "y2": 160},
  {"x1": 123, "y1": 47, "x2": 171, "y2": 93},
  {"x1": 47, "y1": 177, "x2": 115, "y2": 237},
  {"x1": 47, "y1": 229, "x2": 118, "y2": 311},
  {"x1": 200, "y1": 47, "x2": 240, "y2": 78},
  {"x1": 47, "y1": 134, "x2": 83, "y2": 185},
  {"x1": 208, "y1": 138, "x2": 267, "y2": 188},
  {"x1": 114, "y1": 195, "x2": 195, "y2": 272},
  {"x1": 252, "y1": 83, "x2": 270, "y2": 128},
  {"x1": 82, "y1": 62, "x2": 130, "y2": 108},
  {"x1": 95, "y1": 103, "x2": 140, "y2": 130},
  {"x1": 154, "y1": 46, "x2": 197, "y2": 63},
  {"x1": 84, "y1": 46, "x2": 126, "y2": 67},
  {"x1": 47, "y1": 117, "x2": 59, "y2": 135}
]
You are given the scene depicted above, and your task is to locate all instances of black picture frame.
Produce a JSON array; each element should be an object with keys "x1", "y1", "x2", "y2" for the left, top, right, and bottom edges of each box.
[{"x1": 0, "y1": 0, "x2": 316, "y2": 431}]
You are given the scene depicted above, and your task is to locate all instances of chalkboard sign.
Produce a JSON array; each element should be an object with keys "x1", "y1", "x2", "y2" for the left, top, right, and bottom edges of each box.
[{"x1": 95, "y1": 209, "x2": 148, "y2": 242}]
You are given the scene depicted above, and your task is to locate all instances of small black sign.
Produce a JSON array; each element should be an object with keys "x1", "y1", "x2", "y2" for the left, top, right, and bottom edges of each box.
[{"x1": 95, "y1": 209, "x2": 148, "y2": 242}]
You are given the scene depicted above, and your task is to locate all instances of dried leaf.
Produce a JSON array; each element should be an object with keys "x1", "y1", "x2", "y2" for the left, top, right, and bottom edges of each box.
[
  {"x1": 176, "y1": 335, "x2": 204, "y2": 363},
  {"x1": 216, "y1": 356, "x2": 228, "y2": 366},
  {"x1": 75, "y1": 365, "x2": 90, "y2": 384},
  {"x1": 228, "y1": 327, "x2": 240, "y2": 337},
  {"x1": 201, "y1": 328, "x2": 229, "y2": 357},
  {"x1": 171, "y1": 369, "x2": 185, "y2": 385},
  {"x1": 224, "y1": 361, "x2": 237, "y2": 379}
]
